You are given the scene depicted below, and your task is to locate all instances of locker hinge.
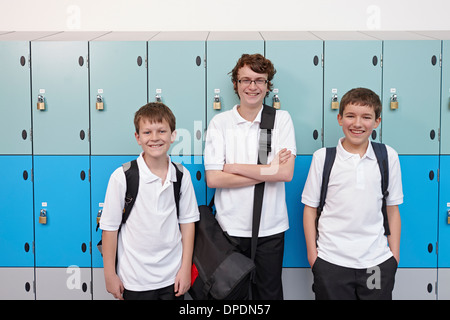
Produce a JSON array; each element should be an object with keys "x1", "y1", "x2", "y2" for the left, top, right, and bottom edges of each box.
[
  {"x1": 28, "y1": 54, "x2": 31, "y2": 68},
  {"x1": 440, "y1": 53, "x2": 442, "y2": 67},
  {"x1": 31, "y1": 168, "x2": 34, "y2": 182},
  {"x1": 437, "y1": 168, "x2": 440, "y2": 183},
  {"x1": 321, "y1": 54, "x2": 324, "y2": 68},
  {"x1": 88, "y1": 169, "x2": 91, "y2": 182},
  {"x1": 32, "y1": 241, "x2": 35, "y2": 254},
  {"x1": 89, "y1": 241, "x2": 92, "y2": 254},
  {"x1": 86, "y1": 55, "x2": 89, "y2": 68},
  {"x1": 33, "y1": 280, "x2": 36, "y2": 294},
  {"x1": 321, "y1": 127, "x2": 324, "y2": 143},
  {"x1": 204, "y1": 56, "x2": 207, "y2": 69},
  {"x1": 438, "y1": 128, "x2": 441, "y2": 142},
  {"x1": 380, "y1": 54, "x2": 383, "y2": 68},
  {"x1": 145, "y1": 57, "x2": 148, "y2": 69},
  {"x1": 29, "y1": 128, "x2": 33, "y2": 143}
]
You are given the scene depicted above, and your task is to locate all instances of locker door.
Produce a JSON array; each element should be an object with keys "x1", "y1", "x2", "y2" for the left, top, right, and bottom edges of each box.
[
  {"x1": 90, "y1": 32, "x2": 153, "y2": 155},
  {"x1": 438, "y1": 155, "x2": 450, "y2": 268},
  {"x1": 171, "y1": 155, "x2": 206, "y2": 206},
  {"x1": 372, "y1": 32, "x2": 441, "y2": 155},
  {"x1": 31, "y1": 32, "x2": 106, "y2": 155},
  {"x1": 263, "y1": 32, "x2": 323, "y2": 155},
  {"x1": 315, "y1": 32, "x2": 382, "y2": 148},
  {"x1": 34, "y1": 155, "x2": 91, "y2": 268},
  {"x1": 206, "y1": 32, "x2": 265, "y2": 125},
  {"x1": 441, "y1": 39, "x2": 450, "y2": 155},
  {"x1": 0, "y1": 37, "x2": 31, "y2": 154},
  {"x1": 398, "y1": 155, "x2": 438, "y2": 268},
  {"x1": 149, "y1": 32, "x2": 208, "y2": 156},
  {"x1": 0, "y1": 156, "x2": 34, "y2": 267}
]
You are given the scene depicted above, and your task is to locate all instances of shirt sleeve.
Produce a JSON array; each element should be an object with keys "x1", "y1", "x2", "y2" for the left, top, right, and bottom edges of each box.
[
  {"x1": 178, "y1": 166, "x2": 200, "y2": 224},
  {"x1": 99, "y1": 167, "x2": 126, "y2": 231},
  {"x1": 204, "y1": 115, "x2": 225, "y2": 171},
  {"x1": 273, "y1": 110, "x2": 297, "y2": 156},
  {"x1": 386, "y1": 145, "x2": 404, "y2": 206}
]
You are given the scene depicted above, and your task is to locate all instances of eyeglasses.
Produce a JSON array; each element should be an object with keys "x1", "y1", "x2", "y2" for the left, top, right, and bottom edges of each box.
[{"x1": 237, "y1": 79, "x2": 268, "y2": 86}]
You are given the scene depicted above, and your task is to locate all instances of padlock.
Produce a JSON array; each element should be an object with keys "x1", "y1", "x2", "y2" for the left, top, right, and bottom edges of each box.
[
  {"x1": 390, "y1": 94, "x2": 398, "y2": 110},
  {"x1": 331, "y1": 94, "x2": 339, "y2": 110},
  {"x1": 272, "y1": 93, "x2": 281, "y2": 109},
  {"x1": 96, "y1": 95, "x2": 104, "y2": 110},
  {"x1": 37, "y1": 95, "x2": 45, "y2": 111},
  {"x1": 39, "y1": 209, "x2": 47, "y2": 224},
  {"x1": 97, "y1": 209, "x2": 102, "y2": 224},
  {"x1": 447, "y1": 210, "x2": 450, "y2": 224},
  {"x1": 213, "y1": 94, "x2": 221, "y2": 110}
]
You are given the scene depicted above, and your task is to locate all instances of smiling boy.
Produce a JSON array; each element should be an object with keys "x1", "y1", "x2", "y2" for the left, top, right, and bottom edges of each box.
[
  {"x1": 100, "y1": 102, "x2": 199, "y2": 300},
  {"x1": 302, "y1": 88, "x2": 403, "y2": 300}
]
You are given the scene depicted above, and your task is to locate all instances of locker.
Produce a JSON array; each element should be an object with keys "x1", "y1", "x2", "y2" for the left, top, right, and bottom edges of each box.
[
  {"x1": 441, "y1": 38, "x2": 450, "y2": 155},
  {"x1": 0, "y1": 268, "x2": 35, "y2": 300},
  {"x1": 149, "y1": 32, "x2": 208, "y2": 156},
  {"x1": 31, "y1": 32, "x2": 107, "y2": 155},
  {"x1": 262, "y1": 32, "x2": 323, "y2": 155},
  {"x1": 91, "y1": 155, "x2": 137, "y2": 268},
  {"x1": 34, "y1": 156, "x2": 91, "y2": 268},
  {"x1": 438, "y1": 155, "x2": 450, "y2": 267},
  {"x1": 0, "y1": 156, "x2": 33, "y2": 267},
  {"x1": 206, "y1": 32, "x2": 265, "y2": 125},
  {"x1": 397, "y1": 155, "x2": 438, "y2": 268},
  {"x1": 35, "y1": 267, "x2": 91, "y2": 300},
  {"x1": 283, "y1": 156, "x2": 312, "y2": 268},
  {"x1": 393, "y1": 269, "x2": 437, "y2": 300},
  {"x1": 366, "y1": 32, "x2": 441, "y2": 155},
  {"x1": 314, "y1": 32, "x2": 382, "y2": 148},
  {"x1": 90, "y1": 32, "x2": 155, "y2": 155}
]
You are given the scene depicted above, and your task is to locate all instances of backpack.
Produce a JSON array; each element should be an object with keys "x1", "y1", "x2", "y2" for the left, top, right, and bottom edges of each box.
[
  {"x1": 96, "y1": 160, "x2": 183, "y2": 256},
  {"x1": 316, "y1": 141, "x2": 390, "y2": 239}
]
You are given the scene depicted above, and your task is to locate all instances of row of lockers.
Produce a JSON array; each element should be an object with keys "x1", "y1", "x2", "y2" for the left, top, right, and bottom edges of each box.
[{"x1": 1, "y1": 31, "x2": 450, "y2": 156}]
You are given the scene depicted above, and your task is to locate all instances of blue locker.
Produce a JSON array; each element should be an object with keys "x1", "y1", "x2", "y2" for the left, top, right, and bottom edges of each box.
[
  {"x1": 0, "y1": 156, "x2": 34, "y2": 267},
  {"x1": 31, "y1": 32, "x2": 106, "y2": 155},
  {"x1": 314, "y1": 32, "x2": 382, "y2": 148},
  {"x1": 149, "y1": 32, "x2": 208, "y2": 156},
  {"x1": 34, "y1": 156, "x2": 91, "y2": 267},
  {"x1": 283, "y1": 155, "x2": 312, "y2": 268},
  {"x1": 90, "y1": 32, "x2": 153, "y2": 155},
  {"x1": 367, "y1": 32, "x2": 441, "y2": 155},
  {"x1": 171, "y1": 155, "x2": 206, "y2": 207},
  {"x1": 206, "y1": 32, "x2": 265, "y2": 124},
  {"x1": 91, "y1": 155, "x2": 137, "y2": 268},
  {"x1": 438, "y1": 155, "x2": 450, "y2": 267},
  {"x1": 398, "y1": 155, "x2": 439, "y2": 268},
  {"x1": 262, "y1": 32, "x2": 323, "y2": 155}
]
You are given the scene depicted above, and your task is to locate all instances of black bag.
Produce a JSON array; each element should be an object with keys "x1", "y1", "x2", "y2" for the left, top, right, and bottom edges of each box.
[{"x1": 189, "y1": 198, "x2": 255, "y2": 300}]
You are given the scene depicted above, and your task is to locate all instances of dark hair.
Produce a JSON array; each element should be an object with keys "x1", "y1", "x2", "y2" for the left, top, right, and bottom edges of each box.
[
  {"x1": 229, "y1": 53, "x2": 276, "y2": 96},
  {"x1": 339, "y1": 88, "x2": 382, "y2": 119},
  {"x1": 134, "y1": 102, "x2": 176, "y2": 134}
]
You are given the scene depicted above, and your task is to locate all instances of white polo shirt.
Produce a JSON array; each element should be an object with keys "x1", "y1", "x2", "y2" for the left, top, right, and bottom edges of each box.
[
  {"x1": 204, "y1": 105, "x2": 296, "y2": 237},
  {"x1": 100, "y1": 153, "x2": 200, "y2": 291},
  {"x1": 301, "y1": 138, "x2": 403, "y2": 269}
]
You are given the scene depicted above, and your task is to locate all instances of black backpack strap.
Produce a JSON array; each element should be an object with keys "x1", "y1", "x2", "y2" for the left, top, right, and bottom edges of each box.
[
  {"x1": 371, "y1": 142, "x2": 390, "y2": 236},
  {"x1": 316, "y1": 147, "x2": 337, "y2": 240},
  {"x1": 172, "y1": 162, "x2": 183, "y2": 218},
  {"x1": 122, "y1": 159, "x2": 139, "y2": 225},
  {"x1": 251, "y1": 105, "x2": 276, "y2": 262}
]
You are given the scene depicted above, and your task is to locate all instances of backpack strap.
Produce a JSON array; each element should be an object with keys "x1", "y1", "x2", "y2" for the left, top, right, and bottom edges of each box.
[
  {"x1": 371, "y1": 142, "x2": 390, "y2": 236},
  {"x1": 316, "y1": 147, "x2": 336, "y2": 240},
  {"x1": 172, "y1": 162, "x2": 183, "y2": 218},
  {"x1": 122, "y1": 159, "x2": 139, "y2": 225}
]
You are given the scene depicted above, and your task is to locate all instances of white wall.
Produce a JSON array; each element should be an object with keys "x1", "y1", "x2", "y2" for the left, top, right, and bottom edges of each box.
[{"x1": 1, "y1": 0, "x2": 450, "y2": 32}]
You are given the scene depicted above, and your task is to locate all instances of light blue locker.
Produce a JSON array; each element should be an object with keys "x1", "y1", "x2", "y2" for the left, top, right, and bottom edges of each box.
[
  {"x1": 398, "y1": 155, "x2": 438, "y2": 268},
  {"x1": 90, "y1": 32, "x2": 155, "y2": 155},
  {"x1": 262, "y1": 32, "x2": 323, "y2": 155},
  {"x1": 0, "y1": 156, "x2": 33, "y2": 267},
  {"x1": 206, "y1": 32, "x2": 265, "y2": 124},
  {"x1": 367, "y1": 32, "x2": 441, "y2": 155},
  {"x1": 34, "y1": 155, "x2": 91, "y2": 267},
  {"x1": 149, "y1": 32, "x2": 208, "y2": 156},
  {"x1": 441, "y1": 38, "x2": 450, "y2": 155},
  {"x1": 314, "y1": 32, "x2": 382, "y2": 148},
  {"x1": 91, "y1": 155, "x2": 136, "y2": 268},
  {"x1": 31, "y1": 32, "x2": 106, "y2": 155},
  {"x1": 438, "y1": 155, "x2": 450, "y2": 268},
  {"x1": 283, "y1": 156, "x2": 312, "y2": 268}
]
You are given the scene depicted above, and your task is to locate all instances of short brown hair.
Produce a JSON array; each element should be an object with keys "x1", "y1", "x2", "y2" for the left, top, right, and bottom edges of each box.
[
  {"x1": 339, "y1": 88, "x2": 382, "y2": 119},
  {"x1": 134, "y1": 102, "x2": 176, "y2": 134},
  {"x1": 229, "y1": 53, "x2": 276, "y2": 96}
]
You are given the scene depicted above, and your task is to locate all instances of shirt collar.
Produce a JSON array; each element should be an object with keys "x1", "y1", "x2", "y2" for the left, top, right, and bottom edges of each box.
[
  {"x1": 336, "y1": 138, "x2": 376, "y2": 161},
  {"x1": 136, "y1": 152, "x2": 176, "y2": 183},
  {"x1": 232, "y1": 104, "x2": 263, "y2": 125}
]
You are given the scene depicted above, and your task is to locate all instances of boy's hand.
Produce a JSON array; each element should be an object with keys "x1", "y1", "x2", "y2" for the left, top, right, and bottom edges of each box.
[
  {"x1": 174, "y1": 265, "x2": 191, "y2": 297},
  {"x1": 105, "y1": 273, "x2": 124, "y2": 300}
]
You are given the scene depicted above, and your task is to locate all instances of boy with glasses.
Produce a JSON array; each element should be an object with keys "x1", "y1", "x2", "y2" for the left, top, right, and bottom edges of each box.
[{"x1": 204, "y1": 53, "x2": 296, "y2": 299}]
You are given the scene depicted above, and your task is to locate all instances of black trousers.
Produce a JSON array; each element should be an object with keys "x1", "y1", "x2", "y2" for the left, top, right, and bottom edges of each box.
[
  {"x1": 123, "y1": 284, "x2": 184, "y2": 300},
  {"x1": 312, "y1": 256, "x2": 398, "y2": 300},
  {"x1": 228, "y1": 232, "x2": 285, "y2": 300}
]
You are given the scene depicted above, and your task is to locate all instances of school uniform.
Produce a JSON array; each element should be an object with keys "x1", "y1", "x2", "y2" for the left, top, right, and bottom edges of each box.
[
  {"x1": 204, "y1": 104, "x2": 296, "y2": 299},
  {"x1": 100, "y1": 153, "x2": 199, "y2": 297},
  {"x1": 301, "y1": 138, "x2": 403, "y2": 299}
]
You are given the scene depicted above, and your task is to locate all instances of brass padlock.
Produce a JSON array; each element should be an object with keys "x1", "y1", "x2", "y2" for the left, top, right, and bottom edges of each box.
[
  {"x1": 213, "y1": 94, "x2": 221, "y2": 110},
  {"x1": 97, "y1": 209, "x2": 102, "y2": 224},
  {"x1": 37, "y1": 95, "x2": 45, "y2": 111},
  {"x1": 273, "y1": 94, "x2": 281, "y2": 109},
  {"x1": 390, "y1": 94, "x2": 398, "y2": 110},
  {"x1": 447, "y1": 210, "x2": 450, "y2": 224},
  {"x1": 331, "y1": 94, "x2": 339, "y2": 110},
  {"x1": 39, "y1": 209, "x2": 47, "y2": 224},
  {"x1": 96, "y1": 95, "x2": 104, "y2": 110}
]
